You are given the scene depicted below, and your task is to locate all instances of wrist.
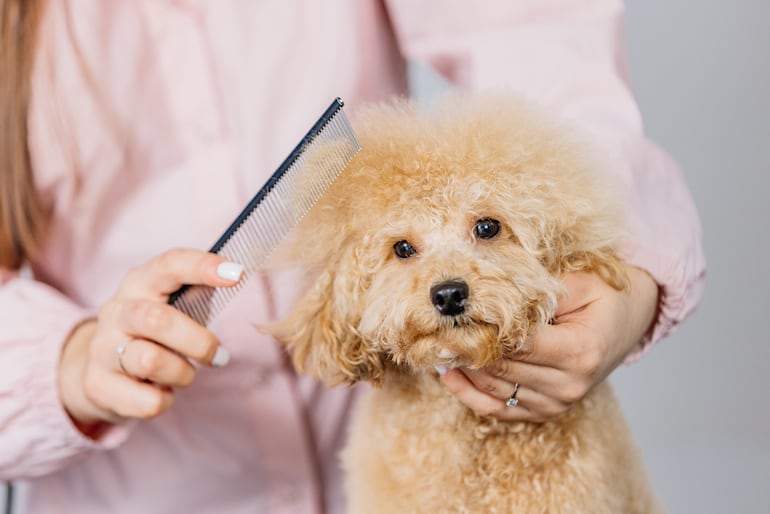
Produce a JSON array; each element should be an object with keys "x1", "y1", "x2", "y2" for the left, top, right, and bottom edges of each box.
[
  {"x1": 624, "y1": 265, "x2": 661, "y2": 346},
  {"x1": 58, "y1": 319, "x2": 109, "y2": 436}
]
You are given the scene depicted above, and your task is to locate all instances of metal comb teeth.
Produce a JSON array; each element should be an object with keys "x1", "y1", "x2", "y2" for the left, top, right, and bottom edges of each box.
[{"x1": 169, "y1": 98, "x2": 360, "y2": 326}]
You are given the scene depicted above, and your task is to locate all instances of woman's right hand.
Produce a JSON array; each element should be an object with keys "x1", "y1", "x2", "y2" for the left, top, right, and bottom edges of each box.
[{"x1": 58, "y1": 249, "x2": 244, "y2": 436}]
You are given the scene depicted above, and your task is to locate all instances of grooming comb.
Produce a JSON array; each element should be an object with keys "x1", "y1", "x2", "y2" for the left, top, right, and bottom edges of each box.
[{"x1": 168, "y1": 98, "x2": 360, "y2": 326}]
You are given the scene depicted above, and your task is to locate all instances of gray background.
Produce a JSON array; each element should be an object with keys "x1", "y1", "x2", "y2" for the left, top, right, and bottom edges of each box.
[
  {"x1": 410, "y1": 1, "x2": 768, "y2": 513},
  {"x1": 3, "y1": 1, "x2": 767, "y2": 512},
  {"x1": 618, "y1": 1, "x2": 769, "y2": 512}
]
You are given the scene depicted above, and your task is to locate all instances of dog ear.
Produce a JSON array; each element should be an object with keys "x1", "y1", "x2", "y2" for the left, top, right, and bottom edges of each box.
[
  {"x1": 558, "y1": 247, "x2": 630, "y2": 292},
  {"x1": 270, "y1": 253, "x2": 386, "y2": 386},
  {"x1": 535, "y1": 205, "x2": 630, "y2": 292}
]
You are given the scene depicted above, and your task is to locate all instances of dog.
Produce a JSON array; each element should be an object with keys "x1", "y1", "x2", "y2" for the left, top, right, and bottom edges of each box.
[{"x1": 269, "y1": 96, "x2": 662, "y2": 513}]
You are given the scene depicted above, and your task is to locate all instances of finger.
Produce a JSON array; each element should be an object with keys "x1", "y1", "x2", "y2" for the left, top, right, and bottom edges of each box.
[
  {"x1": 117, "y1": 339, "x2": 196, "y2": 388},
  {"x1": 492, "y1": 385, "x2": 570, "y2": 423},
  {"x1": 462, "y1": 367, "x2": 520, "y2": 401},
  {"x1": 515, "y1": 322, "x2": 582, "y2": 368},
  {"x1": 83, "y1": 368, "x2": 175, "y2": 422},
  {"x1": 483, "y1": 359, "x2": 575, "y2": 401},
  {"x1": 110, "y1": 300, "x2": 228, "y2": 366},
  {"x1": 460, "y1": 367, "x2": 568, "y2": 418},
  {"x1": 440, "y1": 368, "x2": 506, "y2": 418},
  {"x1": 441, "y1": 369, "x2": 561, "y2": 423},
  {"x1": 119, "y1": 249, "x2": 244, "y2": 300}
]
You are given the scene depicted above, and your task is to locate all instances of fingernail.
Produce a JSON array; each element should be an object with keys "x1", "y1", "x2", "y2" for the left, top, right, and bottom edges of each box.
[
  {"x1": 434, "y1": 365, "x2": 448, "y2": 376},
  {"x1": 217, "y1": 262, "x2": 244, "y2": 282},
  {"x1": 212, "y1": 346, "x2": 230, "y2": 367}
]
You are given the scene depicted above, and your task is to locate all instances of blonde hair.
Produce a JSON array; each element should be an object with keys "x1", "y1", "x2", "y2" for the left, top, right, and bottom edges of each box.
[{"x1": 0, "y1": 0, "x2": 45, "y2": 269}]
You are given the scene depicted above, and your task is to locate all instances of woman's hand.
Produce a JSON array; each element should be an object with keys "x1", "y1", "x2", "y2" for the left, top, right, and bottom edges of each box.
[
  {"x1": 440, "y1": 265, "x2": 660, "y2": 422},
  {"x1": 58, "y1": 249, "x2": 244, "y2": 436}
]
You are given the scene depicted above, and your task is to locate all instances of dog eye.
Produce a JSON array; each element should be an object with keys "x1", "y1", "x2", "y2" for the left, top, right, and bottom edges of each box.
[
  {"x1": 393, "y1": 240, "x2": 417, "y2": 259},
  {"x1": 474, "y1": 218, "x2": 501, "y2": 240}
]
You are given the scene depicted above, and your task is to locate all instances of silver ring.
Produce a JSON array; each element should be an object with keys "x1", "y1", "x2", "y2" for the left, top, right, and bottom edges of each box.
[
  {"x1": 505, "y1": 382, "x2": 520, "y2": 407},
  {"x1": 116, "y1": 344, "x2": 129, "y2": 374}
]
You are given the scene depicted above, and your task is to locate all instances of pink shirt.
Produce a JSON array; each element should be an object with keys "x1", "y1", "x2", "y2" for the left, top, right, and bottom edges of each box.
[{"x1": 0, "y1": 1, "x2": 706, "y2": 513}]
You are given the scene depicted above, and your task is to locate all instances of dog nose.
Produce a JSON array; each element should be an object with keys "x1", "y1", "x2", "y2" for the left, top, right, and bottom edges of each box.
[{"x1": 430, "y1": 280, "x2": 469, "y2": 316}]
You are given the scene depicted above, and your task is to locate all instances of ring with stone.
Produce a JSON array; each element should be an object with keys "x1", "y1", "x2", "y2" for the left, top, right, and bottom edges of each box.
[
  {"x1": 116, "y1": 344, "x2": 130, "y2": 375},
  {"x1": 505, "y1": 382, "x2": 520, "y2": 408}
]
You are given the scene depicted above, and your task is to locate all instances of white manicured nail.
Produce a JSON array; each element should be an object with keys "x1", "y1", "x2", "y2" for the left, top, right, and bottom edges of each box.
[
  {"x1": 435, "y1": 365, "x2": 448, "y2": 376},
  {"x1": 212, "y1": 346, "x2": 230, "y2": 367},
  {"x1": 217, "y1": 262, "x2": 244, "y2": 282}
]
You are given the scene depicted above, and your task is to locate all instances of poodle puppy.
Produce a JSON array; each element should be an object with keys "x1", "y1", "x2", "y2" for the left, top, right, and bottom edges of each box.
[{"x1": 270, "y1": 96, "x2": 662, "y2": 514}]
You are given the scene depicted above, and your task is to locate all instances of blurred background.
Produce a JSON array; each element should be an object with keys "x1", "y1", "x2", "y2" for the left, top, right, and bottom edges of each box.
[
  {"x1": 617, "y1": 1, "x2": 769, "y2": 512},
  {"x1": 411, "y1": 1, "x2": 768, "y2": 513},
  {"x1": 408, "y1": 1, "x2": 770, "y2": 513},
  {"x1": 3, "y1": 1, "x2": 766, "y2": 512}
]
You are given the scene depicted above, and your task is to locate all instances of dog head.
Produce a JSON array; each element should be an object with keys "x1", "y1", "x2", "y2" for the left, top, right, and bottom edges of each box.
[{"x1": 270, "y1": 96, "x2": 627, "y2": 385}]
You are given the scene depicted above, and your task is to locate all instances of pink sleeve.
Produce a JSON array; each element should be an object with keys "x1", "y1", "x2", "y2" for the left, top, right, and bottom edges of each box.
[
  {"x1": 0, "y1": 271, "x2": 132, "y2": 480},
  {"x1": 384, "y1": 0, "x2": 707, "y2": 357}
]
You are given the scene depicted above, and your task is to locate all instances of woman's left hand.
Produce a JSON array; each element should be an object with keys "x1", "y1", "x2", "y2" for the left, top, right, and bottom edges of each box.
[{"x1": 440, "y1": 265, "x2": 660, "y2": 422}]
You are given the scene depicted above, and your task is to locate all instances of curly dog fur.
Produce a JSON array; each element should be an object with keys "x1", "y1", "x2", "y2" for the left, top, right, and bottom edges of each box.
[{"x1": 270, "y1": 96, "x2": 662, "y2": 514}]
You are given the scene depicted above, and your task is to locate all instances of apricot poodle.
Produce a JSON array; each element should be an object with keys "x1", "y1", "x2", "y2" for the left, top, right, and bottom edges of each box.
[{"x1": 270, "y1": 96, "x2": 662, "y2": 514}]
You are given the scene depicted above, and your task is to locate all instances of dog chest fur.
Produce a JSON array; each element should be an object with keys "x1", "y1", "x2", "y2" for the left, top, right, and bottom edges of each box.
[{"x1": 342, "y1": 374, "x2": 659, "y2": 514}]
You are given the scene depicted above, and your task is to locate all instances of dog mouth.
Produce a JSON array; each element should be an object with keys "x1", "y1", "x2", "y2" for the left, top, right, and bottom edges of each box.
[
  {"x1": 377, "y1": 286, "x2": 537, "y2": 371},
  {"x1": 445, "y1": 314, "x2": 473, "y2": 329},
  {"x1": 418, "y1": 316, "x2": 506, "y2": 369}
]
